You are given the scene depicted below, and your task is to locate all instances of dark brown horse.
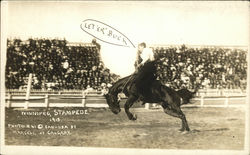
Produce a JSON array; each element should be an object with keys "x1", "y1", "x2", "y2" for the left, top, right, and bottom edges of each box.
[{"x1": 104, "y1": 75, "x2": 196, "y2": 132}]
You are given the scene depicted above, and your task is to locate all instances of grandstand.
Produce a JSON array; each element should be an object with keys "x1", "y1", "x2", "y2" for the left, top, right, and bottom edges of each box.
[{"x1": 5, "y1": 38, "x2": 247, "y2": 92}]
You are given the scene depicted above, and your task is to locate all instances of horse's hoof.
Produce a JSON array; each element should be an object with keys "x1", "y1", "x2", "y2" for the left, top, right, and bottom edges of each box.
[
  {"x1": 130, "y1": 114, "x2": 137, "y2": 121},
  {"x1": 179, "y1": 128, "x2": 190, "y2": 134},
  {"x1": 179, "y1": 127, "x2": 190, "y2": 132},
  {"x1": 133, "y1": 114, "x2": 137, "y2": 119}
]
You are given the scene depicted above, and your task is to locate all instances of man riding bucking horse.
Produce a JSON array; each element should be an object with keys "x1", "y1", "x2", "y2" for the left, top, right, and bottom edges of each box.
[
  {"x1": 132, "y1": 42, "x2": 157, "y2": 100},
  {"x1": 104, "y1": 42, "x2": 194, "y2": 131}
]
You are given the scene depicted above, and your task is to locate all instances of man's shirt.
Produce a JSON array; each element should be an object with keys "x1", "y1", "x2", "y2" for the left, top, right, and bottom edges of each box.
[{"x1": 140, "y1": 48, "x2": 154, "y2": 64}]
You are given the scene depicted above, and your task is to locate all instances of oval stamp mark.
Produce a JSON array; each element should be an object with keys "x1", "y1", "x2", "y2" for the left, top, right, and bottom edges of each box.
[{"x1": 80, "y1": 19, "x2": 135, "y2": 48}]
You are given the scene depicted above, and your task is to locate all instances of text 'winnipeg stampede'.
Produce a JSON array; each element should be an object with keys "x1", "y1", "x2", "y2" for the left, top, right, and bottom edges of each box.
[{"x1": 21, "y1": 109, "x2": 89, "y2": 116}]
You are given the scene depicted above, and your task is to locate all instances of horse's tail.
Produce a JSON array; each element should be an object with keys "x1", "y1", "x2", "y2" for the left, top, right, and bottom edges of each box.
[{"x1": 175, "y1": 88, "x2": 197, "y2": 106}]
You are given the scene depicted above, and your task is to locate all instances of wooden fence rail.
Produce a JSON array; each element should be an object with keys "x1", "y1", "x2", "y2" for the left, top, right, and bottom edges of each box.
[{"x1": 5, "y1": 93, "x2": 246, "y2": 109}]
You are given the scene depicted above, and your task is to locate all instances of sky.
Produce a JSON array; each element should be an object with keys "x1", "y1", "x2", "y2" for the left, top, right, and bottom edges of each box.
[{"x1": 3, "y1": 1, "x2": 249, "y2": 77}]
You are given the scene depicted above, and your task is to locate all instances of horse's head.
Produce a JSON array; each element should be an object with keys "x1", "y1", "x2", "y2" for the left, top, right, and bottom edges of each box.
[{"x1": 104, "y1": 93, "x2": 121, "y2": 114}]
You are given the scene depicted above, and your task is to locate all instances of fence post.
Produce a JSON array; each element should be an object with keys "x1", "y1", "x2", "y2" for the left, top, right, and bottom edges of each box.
[
  {"x1": 200, "y1": 95, "x2": 204, "y2": 107},
  {"x1": 225, "y1": 95, "x2": 229, "y2": 107},
  {"x1": 7, "y1": 94, "x2": 12, "y2": 108},
  {"x1": 45, "y1": 94, "x2": 49, "y2": 108},
  {"x1": 145, "y1": 103, "x2": 150, "y2": 110},
  {"x1": 25, "y1": 73, "x2": 32, "y2": 109},
  {"x1": 220, "y1": 89, "x2": 224, "y2": 96},
  {"x1": 82, "y1": 91, "x2": 86, "y2": 107}
]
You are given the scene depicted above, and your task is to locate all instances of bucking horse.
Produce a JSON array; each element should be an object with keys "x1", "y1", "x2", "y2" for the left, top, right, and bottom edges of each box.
[{"x1": 104, "y1": 75, "x2": 196, "y2": 132}]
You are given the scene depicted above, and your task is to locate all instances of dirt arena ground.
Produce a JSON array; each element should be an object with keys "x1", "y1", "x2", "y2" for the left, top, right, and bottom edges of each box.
[{"x1": 5, "y1": 106, "x2": 245, "y2": 150}]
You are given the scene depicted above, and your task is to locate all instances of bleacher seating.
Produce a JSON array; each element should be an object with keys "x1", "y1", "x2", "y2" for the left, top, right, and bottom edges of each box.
[
  {"x1": 154, "y1": 45, "x2": 247, "y2": 90},
  {"x1": 5, "y1": 39, "x2": 247, "y2": 90},
  {"x1": 5, "y1": 38, "x2": 119, "y2": 90}
]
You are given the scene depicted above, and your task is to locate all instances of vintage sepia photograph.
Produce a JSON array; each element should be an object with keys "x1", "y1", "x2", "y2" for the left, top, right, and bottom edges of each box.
[{"x1": 0, "y1": 1, "x2": 249, "y2": 155}]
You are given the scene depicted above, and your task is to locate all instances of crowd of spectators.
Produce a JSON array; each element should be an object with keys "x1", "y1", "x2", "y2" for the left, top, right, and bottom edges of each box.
[
  {"x1": 5, "y1": 39, "x2": 247, "y2": 91},
  {"x1": 154, "y1": 45, "x2": 247, "y2": 90},
  {"x1": 5, "y1": 38, "x2": 119, "y2": 90}
]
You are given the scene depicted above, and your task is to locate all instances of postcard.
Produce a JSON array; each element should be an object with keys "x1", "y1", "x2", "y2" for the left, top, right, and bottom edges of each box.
[{"x1": 1, "y1": 1, "x2": 249, "y2": 155}]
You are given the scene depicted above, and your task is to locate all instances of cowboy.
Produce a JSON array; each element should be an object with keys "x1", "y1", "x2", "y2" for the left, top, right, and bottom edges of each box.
[{"x1": 133, "y1": 42, "x2": 157, "y2": 98}]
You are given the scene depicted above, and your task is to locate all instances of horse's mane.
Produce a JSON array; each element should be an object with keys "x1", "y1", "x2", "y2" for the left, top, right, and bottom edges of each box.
[{"x1": 108, "y1": 75, "x2": 131, "y2": 95}]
